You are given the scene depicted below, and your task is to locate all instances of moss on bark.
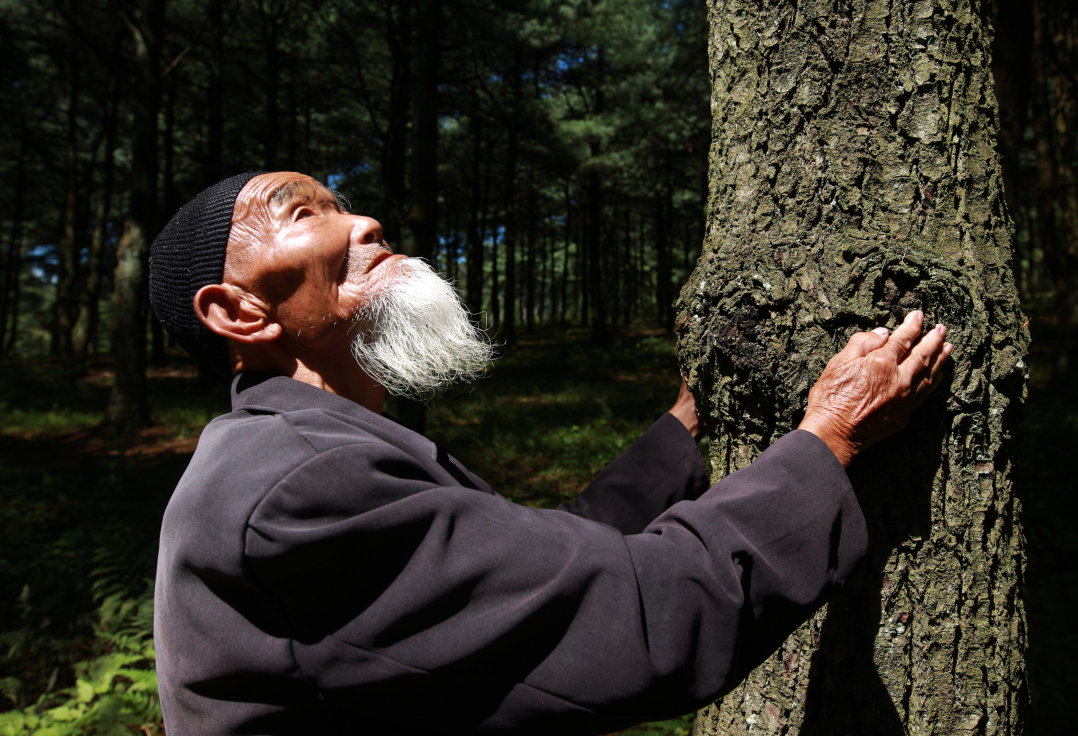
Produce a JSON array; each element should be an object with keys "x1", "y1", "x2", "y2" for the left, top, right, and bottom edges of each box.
[{"x1": 678, "y1": 1, "x2": 1028, "y2": 733}]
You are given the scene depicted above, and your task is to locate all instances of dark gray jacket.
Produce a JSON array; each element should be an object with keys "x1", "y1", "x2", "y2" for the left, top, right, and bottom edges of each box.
[{"x1": 154, "y1": 373, "x2": 867, "y2": 735}]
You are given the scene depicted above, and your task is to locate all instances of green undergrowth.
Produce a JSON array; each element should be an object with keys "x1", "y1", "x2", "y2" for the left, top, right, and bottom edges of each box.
[
  {"x1": 0, "y1": 330, "x2": 697, "y2": 734},
  {"x1": 427, "y1": 329, "x2": 690, "y2": 506}
]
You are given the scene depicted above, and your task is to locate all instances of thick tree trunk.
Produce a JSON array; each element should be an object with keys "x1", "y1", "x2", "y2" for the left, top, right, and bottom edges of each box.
[
  {"x1": 106, "y1": 0, "x2": 163, "y2": 430},
  {"x1": 679, "y1": 1, "x2": 1028, "y2": 734}
]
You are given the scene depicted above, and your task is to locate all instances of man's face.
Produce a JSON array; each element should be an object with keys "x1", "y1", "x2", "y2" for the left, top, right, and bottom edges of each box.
[{"x1": 225, "y1": 171, "x2": 406, "y2": 348}]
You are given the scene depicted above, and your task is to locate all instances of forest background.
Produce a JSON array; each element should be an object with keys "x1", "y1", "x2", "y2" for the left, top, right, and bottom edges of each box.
[{"x1": 0, "y1": 0, "x2": 1074, "y2": 734}]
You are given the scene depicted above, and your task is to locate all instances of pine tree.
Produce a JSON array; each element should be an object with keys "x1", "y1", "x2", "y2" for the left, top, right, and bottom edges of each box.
[{"x1": 677, "y1": 0, "x2": 1028, "y2": 733}]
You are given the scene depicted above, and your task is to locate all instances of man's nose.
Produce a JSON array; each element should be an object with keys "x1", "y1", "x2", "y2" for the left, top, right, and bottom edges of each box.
[{"x1": 350, "y1": 217, "x2": 384, "y2": 246}]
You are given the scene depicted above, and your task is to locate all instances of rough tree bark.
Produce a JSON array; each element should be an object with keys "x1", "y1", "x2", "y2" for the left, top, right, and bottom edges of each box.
[{"x1": 677, "y1": 1, "x2": 1028, "y2": 734}]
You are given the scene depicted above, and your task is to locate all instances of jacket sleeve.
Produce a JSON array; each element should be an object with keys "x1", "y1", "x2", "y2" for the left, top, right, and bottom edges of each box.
[
  {"x1": 556, "y1": 412, "x2": 711, "y2": 535},
  {"x1": 243, "y1": 428, "x2": 867, "y2": 735}
]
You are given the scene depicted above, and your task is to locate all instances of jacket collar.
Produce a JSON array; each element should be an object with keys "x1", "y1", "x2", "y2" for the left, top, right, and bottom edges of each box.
[
  {"x1": 231, "y1": 371, "x2": 409, "y2": 438},
  {"x1": 230, "y1": 371, "x2": 491, "y2": 494}
]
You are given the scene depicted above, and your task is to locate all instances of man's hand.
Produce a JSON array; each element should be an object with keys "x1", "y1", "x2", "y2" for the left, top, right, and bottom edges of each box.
[
  {"x1": 669, "y1": 379, "x2": 706, "y2": 441},
  {"x1": 798, "y1": 310, "x2": 953, "y2": 468}
]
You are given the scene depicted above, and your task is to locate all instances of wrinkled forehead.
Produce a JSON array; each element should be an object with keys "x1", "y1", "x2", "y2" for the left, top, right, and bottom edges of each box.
[{"x1": 231, "y1": 172, "x2": 339, "y2": 226}]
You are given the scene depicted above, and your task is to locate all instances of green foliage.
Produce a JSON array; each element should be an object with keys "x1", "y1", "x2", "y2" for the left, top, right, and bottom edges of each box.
[
  {"x1": 0, "y1": 588, "x2": 161, "y2": 736},
  {"x1": 427, "y1": 330, "x2": 694, "y2": 506}
]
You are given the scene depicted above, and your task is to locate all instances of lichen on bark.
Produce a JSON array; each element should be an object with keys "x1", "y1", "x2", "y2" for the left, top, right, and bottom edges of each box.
[{"x1": 678, "y1": 1, "x2": 1028, "y2": 734}]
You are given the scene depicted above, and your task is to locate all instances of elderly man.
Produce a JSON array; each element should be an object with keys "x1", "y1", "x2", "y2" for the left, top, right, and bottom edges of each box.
[{"x1": 149, "y1": 172, "x2": 951, "y2": 735}]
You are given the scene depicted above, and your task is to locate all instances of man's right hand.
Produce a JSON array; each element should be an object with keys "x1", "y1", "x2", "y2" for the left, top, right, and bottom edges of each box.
[{"x1": 797, "y1": 310, "x2": 953, "y2": 468}]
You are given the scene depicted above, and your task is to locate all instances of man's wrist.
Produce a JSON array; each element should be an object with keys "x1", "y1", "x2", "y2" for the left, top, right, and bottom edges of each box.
[
  {"x1": 797, "y1": 410, "x2": 856, "y2": 468},
  {"x1": 668, "y1": 405, "x2": 703, "y2": 441}
]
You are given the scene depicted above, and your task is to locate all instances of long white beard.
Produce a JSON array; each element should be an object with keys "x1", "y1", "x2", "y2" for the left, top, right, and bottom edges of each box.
[{"x1": 349, "y1": 258, "x2": 494, "y2": 400}]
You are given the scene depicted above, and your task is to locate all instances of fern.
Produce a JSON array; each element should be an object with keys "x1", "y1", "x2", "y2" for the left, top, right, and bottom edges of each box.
[{"x1": 0, "y1": 586, "x2": 162, "y2": 735}]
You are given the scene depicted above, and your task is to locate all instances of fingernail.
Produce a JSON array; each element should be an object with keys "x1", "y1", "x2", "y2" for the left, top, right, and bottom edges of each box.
[
  {"x1": 912, "y1": 310, "x2": 924, "y2": 321},
  {"x1": 944, "y1": 342, "x2": 953, "y2": 354},
  {"x1": 873, "y1": 327, "x2": 889, "y2": 336},
  {"x1": 936, "y1": 324, "x2": 946, "y2": 336}
]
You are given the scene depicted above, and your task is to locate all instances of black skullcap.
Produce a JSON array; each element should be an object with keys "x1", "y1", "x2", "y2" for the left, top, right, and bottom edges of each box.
[{"x1": 149, "y1": 172, "x2": 267, "y2": 377}]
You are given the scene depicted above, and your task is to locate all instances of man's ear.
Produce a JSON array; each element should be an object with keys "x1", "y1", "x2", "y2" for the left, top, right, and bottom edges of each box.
[{"x1": 193, "y1": 283, "x2": 282, "y2": 344}]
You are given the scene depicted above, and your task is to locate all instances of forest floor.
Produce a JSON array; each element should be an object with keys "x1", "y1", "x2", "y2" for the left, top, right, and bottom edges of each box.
[{"x1": 0, "y1": 323, "x2": 1073, "y2": 734}]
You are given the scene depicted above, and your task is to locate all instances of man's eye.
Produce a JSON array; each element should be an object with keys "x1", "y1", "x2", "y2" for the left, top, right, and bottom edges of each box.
[{"x1": 295, "y1": 208, "x2": 315, "y2": 221}]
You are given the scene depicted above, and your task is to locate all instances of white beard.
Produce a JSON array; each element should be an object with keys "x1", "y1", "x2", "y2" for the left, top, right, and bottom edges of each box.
[{"x1": 349, "y1": 258, "x2": 494, "y2": 400}]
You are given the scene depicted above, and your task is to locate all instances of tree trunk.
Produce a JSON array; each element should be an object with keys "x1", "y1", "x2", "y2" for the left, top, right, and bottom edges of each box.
[
  {"x1": 382, "y1": 0, "x2": 412, "y2": 248},
  {"x1": 55, "y1": 58, "x2": 80, "y2": 366},
  {"x1": 205, "y1": 0, "x2": 224, "y2": 185},
  {"x1": 501, "y1": 49, "x2": 522, "y2": 343},
  {"x1": 466, "y1": 115, "x2": 484, "y2": 315},
  {"x1": 525, "y1": 180, "x2": 536, "y2": 332},
  {"x1": 403, "y1": 0, "x2": 441, "y2": 262},
  {"x1": 73, "y1": 55, "x2": 121, "y2": 371},
  {"x1": 680, "y1": 1, "x2": 1028, "y2": 734},
  {"x1": 560, "y1": 182, "x2": 571, "y2": 327},
  {"x1": 1, "y1": 137, "x2": 27, "y2": 355},
  {"x1": 106, "y1": 0, "x2": 163, "y2": 430},
  {"x1": 654, "y1": 186, "x2": 672, "y2": 331},
  {"x1": 1030, "y1": 0, "x2": 1078, "y2": 352}
]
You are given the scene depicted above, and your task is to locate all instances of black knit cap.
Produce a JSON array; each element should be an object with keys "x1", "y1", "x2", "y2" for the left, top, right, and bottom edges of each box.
[{"x1": 149, "y1": 172, "x2": 267, "y2": 377}]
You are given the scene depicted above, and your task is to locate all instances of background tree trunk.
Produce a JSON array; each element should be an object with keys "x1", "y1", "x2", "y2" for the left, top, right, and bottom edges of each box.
[
  {"x1": 54, "y1": 55, "x2": 80, "y2": 367},
  {"x1": 679, "y1": 1, "x2": 1028, "y2": 733},
  {"x1": 106, "y1": 0, "x2": 163, "y2": 430},
  {"x1": 73, "y1": 53, "x2": 121, "y2": 372},
  {"x1": 1, "y1": 137, "x2": 27, "y2": 355},
  {"x1": 403, "y1": 0, "x2": 441, "y2": 262}
]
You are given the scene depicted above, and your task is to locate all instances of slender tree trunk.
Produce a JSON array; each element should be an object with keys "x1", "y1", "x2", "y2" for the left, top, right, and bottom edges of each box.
[
  {"x1": 525, "y1": 181, "x2": 536, "y2": 332},
  {"x1": 382, "y1": 0, "x2": 413, "y2": 247},
  {"x1": 55, "y1": 59, "x2": 80, "y2": 366},
  {"x1": 466, "y1": 115, "x2": 484, "y2": 315},
  {"x1": 205, "y1": 0, "x2": 224, "y2": 185},
  {"x1": 587, "y1": 168, "x2": 606, "y2": 341},
  {"x1": 1031, "y1": 0, "x2": 1078, "y2": 332},
  {"x1": 560, "y1": 182, "x2": 572, "y2": 327},
  {"x1": 480, "y1": 151, "x2": 493, "y2": 322},
  {"x1": 74, "y1": 57, "x2": 120, "y2": 371},
  {"x1": 263, "y1": 4, "x2": 285, "y2": 172},
  {"x1": 501, "y1": 49, "x2": 522, "y2": 343},
  {"x1": 683, "y1": 1, "x2": 1028, "y2": 734},
  {"x1": 163, "y1": 70, "x2": 178, "y2": 219},
  {"x1": 542, "y1": 221, "x2": 552, "y2": 325},
  {"x1": 1030, "y1": 0, "x2": 1057, "y2": 304},
  {"x1": 404, "y1": 0, "x2": 441, "y2": 262},
  {"x1": 654, "y1": 187, "x2": 672, "y2": 331},
  {"x1": 1, "y1": 139, "x2": 27, "y2": 354},
  {"x1": 107, "y1": 0, "x2": 163, "y2": 430},
  {"x1": 579, "y1": 204, "x2": 588, "y2": 325}
]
